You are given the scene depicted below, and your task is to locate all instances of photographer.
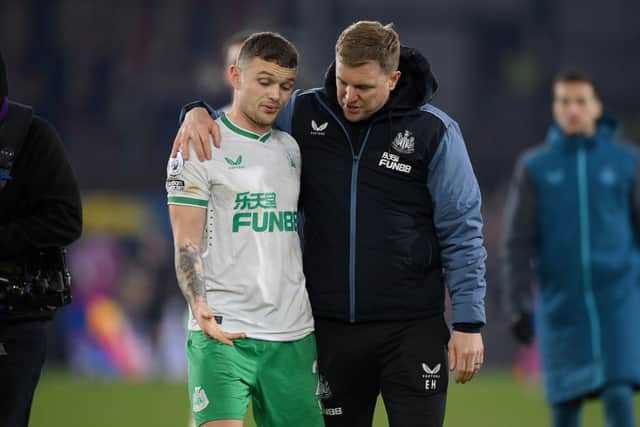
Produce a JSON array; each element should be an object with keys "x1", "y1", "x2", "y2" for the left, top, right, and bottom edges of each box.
[{"x1": 0, "y1": 51, "x2": 82, "y2": 427}]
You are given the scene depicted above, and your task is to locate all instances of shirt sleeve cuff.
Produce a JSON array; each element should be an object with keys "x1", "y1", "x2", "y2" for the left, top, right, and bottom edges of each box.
[{"x1": 452, "y1": 322, "x2": 484, "y2": 333}]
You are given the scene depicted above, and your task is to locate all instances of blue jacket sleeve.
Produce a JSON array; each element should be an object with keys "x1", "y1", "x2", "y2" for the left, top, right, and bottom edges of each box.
[
  {"x1": 274, "y1": 89, "x2": 299, "y2": 133},
  {"x1": 427, "y1": 121, "x2": 487, "y2": 325}
]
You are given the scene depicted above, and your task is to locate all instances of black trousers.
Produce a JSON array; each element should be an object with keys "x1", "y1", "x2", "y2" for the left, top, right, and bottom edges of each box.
[
  {"x1": 315, "y1": 316, "x2": 450, "y2": 427},
  {"x1": 0, "y1": 320, "x2": 48, "y2": 427}
]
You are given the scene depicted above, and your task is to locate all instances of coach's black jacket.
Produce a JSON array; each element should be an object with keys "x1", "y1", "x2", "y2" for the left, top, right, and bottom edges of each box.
[
  {"x1": 183, "y1": 47, "x2": 487, "y2": 327},
  {"x1": 0, "y1": 101, "x2": 82, "y2": 320}
]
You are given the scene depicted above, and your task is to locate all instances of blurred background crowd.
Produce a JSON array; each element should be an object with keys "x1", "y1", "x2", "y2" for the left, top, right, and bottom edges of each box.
[{"x1": 1, "y1": 0, "x2": 640, "y2": 381}]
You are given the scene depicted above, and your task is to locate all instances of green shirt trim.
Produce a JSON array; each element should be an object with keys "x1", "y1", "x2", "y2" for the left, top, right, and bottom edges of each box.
[
  {"x1": 167, "y1": 196, "x2": 208, "y2": 207},
  {"x1": 221, "y1": 114, "x2": 271, "y2": 142}
]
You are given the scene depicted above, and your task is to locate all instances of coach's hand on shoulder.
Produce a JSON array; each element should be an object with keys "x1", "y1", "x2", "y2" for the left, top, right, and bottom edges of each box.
[
  {"x1": 448, "y1": 331, "x2": 484, "y2": 384},
  {"x1": 192, "y1": 300, "x2": 246, "y2": 346},
  {"x1": 171, "y1": 107, "x2": 221, "y2": 161}
]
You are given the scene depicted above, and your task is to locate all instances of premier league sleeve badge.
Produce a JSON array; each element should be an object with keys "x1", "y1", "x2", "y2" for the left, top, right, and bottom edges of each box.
[{"x1": 168, "y1": 151, "x2": 184, "y2": 177}]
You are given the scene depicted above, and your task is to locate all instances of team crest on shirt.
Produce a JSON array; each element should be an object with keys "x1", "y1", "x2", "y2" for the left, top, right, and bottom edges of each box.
[
  {"x1": 391, "y1": 130, "x2": 415, "y2": 154},
  {"x1": 168, "y1": 152, "x2": 184, "y2": 176}
]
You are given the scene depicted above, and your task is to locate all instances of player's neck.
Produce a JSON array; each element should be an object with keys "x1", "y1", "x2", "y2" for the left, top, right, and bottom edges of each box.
[{"x1": 226, "y1": 108, "x2": 271, "y2": 136}]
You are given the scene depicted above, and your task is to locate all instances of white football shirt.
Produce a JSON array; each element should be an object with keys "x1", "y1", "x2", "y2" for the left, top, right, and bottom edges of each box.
[{"x1": 167, "y1": 114, "x2": 313, "y2": 341}]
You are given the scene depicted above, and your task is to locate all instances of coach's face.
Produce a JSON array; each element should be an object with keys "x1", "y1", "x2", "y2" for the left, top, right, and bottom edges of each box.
[
  {"x1": 231, "y1": 57, "x2": 296, "y2": 130},
  {"x1": 335, "y1": 58, "x2": 400, "y2": 122}
]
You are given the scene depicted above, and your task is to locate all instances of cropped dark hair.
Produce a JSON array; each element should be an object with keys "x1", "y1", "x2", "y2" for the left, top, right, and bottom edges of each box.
[
  {"x1": 554, "y1": 70, "x2": 601, "y2": 100},
  {"x1": 237, "y1": 32, "x2": 298, "y2": 69}
]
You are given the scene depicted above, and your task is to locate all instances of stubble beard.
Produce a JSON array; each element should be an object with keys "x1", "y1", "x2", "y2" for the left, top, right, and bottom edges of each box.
[{"x1": 245, "y1": 107, "x2": 276, "y2": 130}]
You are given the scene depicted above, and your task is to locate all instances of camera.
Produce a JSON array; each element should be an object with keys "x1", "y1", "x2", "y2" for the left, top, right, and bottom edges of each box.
[{"x1": 0, "y1": 248, "x2": 72, "y2": 312}]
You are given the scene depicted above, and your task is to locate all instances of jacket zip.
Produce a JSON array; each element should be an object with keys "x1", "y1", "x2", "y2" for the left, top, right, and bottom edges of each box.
[
  {"x1": 315, "y1": 94, "x2": 373, "y2": 322},
  {"x1": 576, "y1": 146, "x2": 603, "y2": 380}
]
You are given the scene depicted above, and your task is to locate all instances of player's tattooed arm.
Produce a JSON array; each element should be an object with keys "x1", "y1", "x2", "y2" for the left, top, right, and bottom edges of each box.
[
  {"x1": 175, "y1": 240, "x2": 206, "y2": 306},
  {"x1": 168, "y1": 204, "x2": 208, "y2": 308},
  {"x1": 169, "y1": 204, "x2": 246, "y2": 345}
]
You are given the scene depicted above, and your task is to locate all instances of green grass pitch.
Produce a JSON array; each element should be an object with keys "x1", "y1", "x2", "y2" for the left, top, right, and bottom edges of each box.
[{"x1": 31, "y1": 370, "x2": 639, "y2": 426}]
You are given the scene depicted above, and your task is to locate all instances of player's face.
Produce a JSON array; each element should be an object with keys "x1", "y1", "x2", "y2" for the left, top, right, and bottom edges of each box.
[
  {"x1": 553, "y1": 81, "x2": 602, "y2": 136},
  {"x1": 231, "y1": 58, "x2": 296, "y2": 130},
  {"x1": 335, "y1": 58, "x2": 400, "y2": 122}
]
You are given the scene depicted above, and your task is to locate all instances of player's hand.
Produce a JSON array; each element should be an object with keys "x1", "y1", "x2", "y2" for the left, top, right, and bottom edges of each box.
[
  {"x1": 448, "y1": 331, "x2": 484, "y2": 384},
  {"x1": 191, "y1": 301, "x2": 246, "y2": 346},
  {"x1": 171, "y1": 107, "x2": 221, "y2": 161}
]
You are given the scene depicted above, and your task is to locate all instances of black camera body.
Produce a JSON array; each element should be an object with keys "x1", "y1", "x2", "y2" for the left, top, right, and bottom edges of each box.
[{"x1": 0, "y1": 248, "x2": 72, "y2": 312}]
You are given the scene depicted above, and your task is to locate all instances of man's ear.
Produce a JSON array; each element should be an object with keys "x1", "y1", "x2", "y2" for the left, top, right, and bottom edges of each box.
[
  {"x1": 230, "y1": 64, "x2": 241, "y2": 90},
  {"x1": 594, "y1": 99, "x2": 604, "y2": 121},
  {"x1": 389, "y1": 70, "x2": 401, "y2": 91}
]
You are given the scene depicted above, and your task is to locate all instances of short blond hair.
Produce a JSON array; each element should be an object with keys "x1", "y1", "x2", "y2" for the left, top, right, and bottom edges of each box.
[{"x1": 335, "y1": 21, "x2": 400, "y2": 75}]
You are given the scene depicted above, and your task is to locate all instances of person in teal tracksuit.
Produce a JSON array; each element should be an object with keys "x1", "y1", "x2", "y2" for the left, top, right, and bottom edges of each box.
[{"x1": 502, "y1": 71, "x2": 640, "y2": 427}]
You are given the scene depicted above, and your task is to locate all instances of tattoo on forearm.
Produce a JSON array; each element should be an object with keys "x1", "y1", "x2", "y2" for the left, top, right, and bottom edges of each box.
[{"x1": 175, "y1": 241, "x2": 206, "y2": 306}]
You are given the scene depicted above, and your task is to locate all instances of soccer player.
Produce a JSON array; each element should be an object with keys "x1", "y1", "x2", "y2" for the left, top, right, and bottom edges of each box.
[{"x1": 167, "y1": 32, "x2": 324, "y2": 427}]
